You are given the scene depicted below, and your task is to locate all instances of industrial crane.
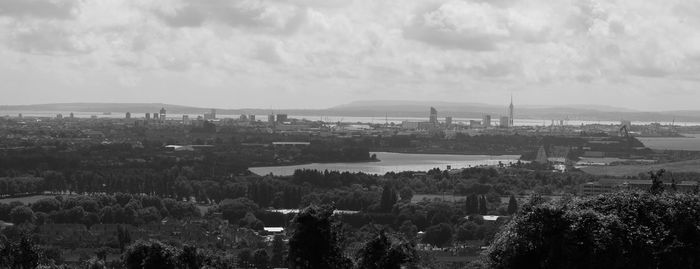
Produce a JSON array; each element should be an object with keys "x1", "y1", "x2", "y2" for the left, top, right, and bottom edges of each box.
[
  {"x1": 619, "y1": 124, "x2": 630, "y2": 138},
  {"x1": 619, "y1": 123, "x2": 632, "y2": 155}
]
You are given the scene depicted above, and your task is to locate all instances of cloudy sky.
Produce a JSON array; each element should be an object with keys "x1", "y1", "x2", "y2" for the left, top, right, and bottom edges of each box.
[{"x1": 1, "y1": 0, "x2": 699, "y2": 110}]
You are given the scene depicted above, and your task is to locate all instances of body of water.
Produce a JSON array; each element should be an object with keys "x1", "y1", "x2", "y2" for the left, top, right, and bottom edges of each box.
[
  {"x1": 638, "y1": 134, "x2": 700, "y2": 151},
  {"x1": 249, "y1": 152, "x2": 520, "y2": 176}
]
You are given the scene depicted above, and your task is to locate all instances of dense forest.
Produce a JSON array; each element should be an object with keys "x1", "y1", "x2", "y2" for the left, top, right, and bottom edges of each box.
[{"x1": 488, "y1": 190, "x2": 700, "y2": 268}]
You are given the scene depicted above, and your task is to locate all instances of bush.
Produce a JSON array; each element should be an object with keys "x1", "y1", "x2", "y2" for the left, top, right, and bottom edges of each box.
[{"x1": 488, "y1": 191, "x2": 700, "y2": 269}]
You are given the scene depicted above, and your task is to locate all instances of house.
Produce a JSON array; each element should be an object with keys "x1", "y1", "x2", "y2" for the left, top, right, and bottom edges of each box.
[{"x1": 263, "y1": 227, "x2": 284, "y2": 233}]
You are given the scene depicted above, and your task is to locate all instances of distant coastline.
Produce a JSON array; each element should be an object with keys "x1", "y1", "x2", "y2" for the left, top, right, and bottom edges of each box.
[{"x1": 4, "y1": 101, "x2": 700, "y2": 123}]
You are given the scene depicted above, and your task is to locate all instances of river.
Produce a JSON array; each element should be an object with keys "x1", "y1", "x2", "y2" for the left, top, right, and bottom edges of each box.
[{"x1": 249, "y1": 152, "x2": 521, "y2": 176}]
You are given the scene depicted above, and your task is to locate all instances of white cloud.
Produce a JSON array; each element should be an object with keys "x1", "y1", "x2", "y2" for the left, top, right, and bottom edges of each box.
[{"x1": 0, "y1": 0, "x2": 699, "y2": 110}]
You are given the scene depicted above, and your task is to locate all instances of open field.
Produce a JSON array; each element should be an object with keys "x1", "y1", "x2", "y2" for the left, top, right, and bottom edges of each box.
[
  {"x1": 580, "y1": 159, "x2": 700, "y2": 176},
  {"x1": 411, "y1": 194, "x2": 555, "y2": 205},
  {"x1": 0, "y1": 194, "x2": 59, "y2": 204}
]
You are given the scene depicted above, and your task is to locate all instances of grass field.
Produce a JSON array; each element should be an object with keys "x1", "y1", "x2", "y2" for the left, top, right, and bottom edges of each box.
[
  {"x1": 411, "y1": 194, "x2": 467, "y2": 204},
  {"x1": 580, "y1": 159, "x2": 700, "y2": 177},
  {"x1": 411, "y1": 194, "x2": 542, "y2": 205},
  {"x1": 0, "y1": 194, "x2": 59, "y2": 205}
]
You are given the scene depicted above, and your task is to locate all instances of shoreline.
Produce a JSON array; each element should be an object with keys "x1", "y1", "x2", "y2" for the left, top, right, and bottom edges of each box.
[
  {"x1": 249, "y1": 158, "x2": 380, "y2": 169},
  {"x1": 249, "y1": 151, "x2": 525, "y2": 169},
  {"x1": 372, "y1": 149, "x2": 526, "y2": 156}
]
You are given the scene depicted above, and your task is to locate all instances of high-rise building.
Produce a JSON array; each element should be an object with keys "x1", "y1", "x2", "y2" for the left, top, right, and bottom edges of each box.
[
  {"x1": 482, "y1": 115, "x2": 491, "y2": 127},
  {"x1": 500, "y1": 116, "x2": 510, "y2": 128},
  {"x1": 429, "y1": 107, "x2": 438, "y2": 124},
  {"x1": 182, "y1": 115, "x2": 189, "y2": 123},
  {"x1": 239, "y1": 114, "x2": 248, "y2": 120},
  {"x1": 145, "y1": 113, "x2": 151, "y2": 120},
  {"x1": 204, "y1": 110, "x2": 215, "y2": 120},
  {"x1": 159, "y1": 107, "x2": 166, "y2": 120},
  {"x1": 56, "y1": 114, "x2": 63, "y2": 119},
  {"x1": 470, "y1": 120, "x2": 481, "y2": 128},
  {"x1": 508, "y1": 94, "x2": 514, "y2": 127},
  {"x1": 445, "y1": 116, "x2": 453, "y2": 126},
  {"x1": 249, "y1": 115, "x2": 256, "y2": 121},
  {"x1": 153, "y1": 113, "x2": 159, "y2": 120},
  {"x1": 69, "y1": 113, "x2": 74, "y2": 119},
  {"x1": 18, "y1": 113, "x2": 22, "y2": 118},
  {"x1": 126, "y1": 112, "x2": 131, "y2": 119},
  {"x1": 268, "y1": 114, "x2": 275, "y2": 123}
]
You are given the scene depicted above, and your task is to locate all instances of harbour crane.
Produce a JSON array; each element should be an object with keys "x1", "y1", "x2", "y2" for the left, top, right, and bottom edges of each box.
[{"x1": 619, "y1": 123, "x2": 633, "y2": 156}]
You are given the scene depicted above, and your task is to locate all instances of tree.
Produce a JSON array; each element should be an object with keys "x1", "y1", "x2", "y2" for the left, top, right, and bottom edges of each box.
[
  {"x1": 218, "y1": 197, "x2": 260, "y2": 223},
  {"x1": 40, "y1": 245, "x2": 64, "y2": 265},
  {"x1": 399, "y1": 187, "x2": 414, "y2": 202},
  {"x1": 117, "y1": 225, "x2": 132, "y2": 252},
  {"x1": 9, "y1": 206, "x2": 35, "y2": 224},
  {"x1": 136, "y1": 207, "x2": 161, "y2": 224},
  {"x1": 507, "y1": 195, "x2": 518, "y2": 215},
  {"x1": 0, "y1": 234, "x2": 39, "y2": 269},
  {"x1": 355, "y1": 230, "x2": 418, "y2": 269},
  {"x1": 379, "y1": 182, "x2": 397, "y2": 212},
  {"x1": 488, "y1": 191, "x2": 700, "y2": 269},
  {"x1": 84, "y1": 257, "x2": 107, "y2": 269},
  {"x1": 422, "y1": 223, "x2": 453, "y2": 248},
  {"x1": 31, "y1": 197, "x2": 61, "y2": 213},
  {"x1": 123, "y1": 240, "x2": 179, "y2": 269},
  {"x1": 649, "y1": 169, "x2": 665, "y2": 195},
  {"x1": 237, "y1": 249, "x2": 252, "y2": 268},
  {"x1": 399, "y1": 220, "x2": 418, "y2": 241},
  {"x1": 465, "y1": 195, "x2": 478, "y2": 214},
  {"x1": 270, "y1": 235, "x2": 286, "y2": 268},
  {"x1": 455, "y1": 221, "x2": 478, "y2": 242},
  {"x1": 95, "y1": 247, "x2": 109, "y2": 261},
  {"x1": 253, "y1": 249, "x2": 270, "y2": 269},
  {"x1": 288, "y1": 205, "x2": 351, "y2": 269},
  {"x1": 178, "y1": 245, "x2": 202, "y2": 269},
  {"x1": 479, "y1": 196, "x2": 488, "y2": 215},
  {"x1": 239, "y1": 212, "x2": 264, "y2": 231},
  {"x1": 82, "y1": 212, "x2": 100, "y2": 228}
]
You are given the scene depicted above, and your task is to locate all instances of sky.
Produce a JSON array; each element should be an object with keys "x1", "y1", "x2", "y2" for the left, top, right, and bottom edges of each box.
[{"x1": 1, "y1": 0, "x2": 699, "y2": 111}]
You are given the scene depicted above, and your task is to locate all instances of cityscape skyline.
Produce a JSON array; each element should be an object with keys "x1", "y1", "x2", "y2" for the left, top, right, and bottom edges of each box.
[
  {"x1": 2, "y1": 1, "x2": 700, "y2": 267},
  {"x1": 1, "y1": 0, "x2": 700, "y2": 110}
]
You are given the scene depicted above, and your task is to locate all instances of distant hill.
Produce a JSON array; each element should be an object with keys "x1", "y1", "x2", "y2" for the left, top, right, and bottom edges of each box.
[
  {"x1": 327, "y1": 100, "x2": 700, "y2": 122},
  {"x1": 0, "y1": 103, "x2": 205, "y2": 114},
  {"x1": 2, "y1": 101, "x2": 700, "y2": 122}
]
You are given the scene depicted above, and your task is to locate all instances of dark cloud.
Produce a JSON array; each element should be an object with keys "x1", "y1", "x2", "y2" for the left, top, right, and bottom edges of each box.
[
  {"x1": 155, "y1": 0, "x2": 306, "y2": 34},
  {"x1": 443, "y1": 61, "x2": 518, "y2": 78},
  {"x1": 404, "y1": 24, "x2": 502, "y2": 51},
  {"x1": 673, "y1": 2, "x2": 700, "y2": 22},
  {"x1": 0, "y1": 0, "x2": 75, "y2": 19},
  {"x1": 254, "y1": 43, "x2": 283, "y2": 64},
  {"x1": 608, "y1": 21, "x2": 625, "y2": 35},
  {"x1": 575, "y1": 74, "x2": 595, "y2": 83},
  {"x1": 402, "y1": 2, "x2": 548, "y2": 51},
  {"x1": 402, "y1": 4, "x2": 504, "y2": 51},
  {"x1": 158, "y1": 7, "x2": 206, "y2": 28},
  {"x1": 471, "y1": 62, "x2": 519, "y2": 77},
  {"x1": 626, "y1": 66, "x2": 669, "y2": 78},
  {"x1": 565, "y1": 0, "x2": 608, "y2": 34},
  {"x1": 9, "y1": 26, "x2": 86, "y2": 55}
]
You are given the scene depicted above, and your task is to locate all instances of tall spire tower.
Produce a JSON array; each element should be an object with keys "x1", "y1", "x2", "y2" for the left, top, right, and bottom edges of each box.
[{"x1": 508, "y1": 94, "x2": 514, "y2": 126}]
